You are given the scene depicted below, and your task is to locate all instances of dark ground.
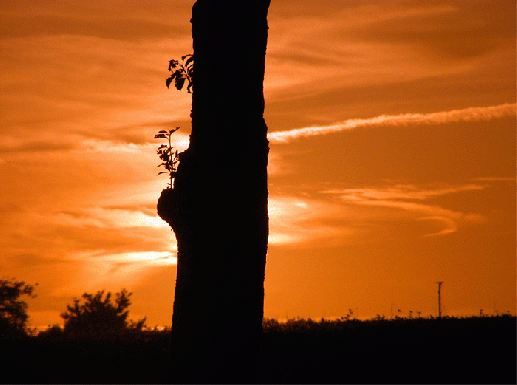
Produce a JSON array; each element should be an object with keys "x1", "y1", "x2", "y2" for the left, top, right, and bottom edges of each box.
[{"x1": 1, "y1": 315, "x2": 515, "y2": 384}]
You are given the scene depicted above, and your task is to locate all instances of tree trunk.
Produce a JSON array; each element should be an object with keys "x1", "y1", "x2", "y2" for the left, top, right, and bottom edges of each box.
[{"x1": 157, "y1": 0, "x2": 270, "y2": 382}]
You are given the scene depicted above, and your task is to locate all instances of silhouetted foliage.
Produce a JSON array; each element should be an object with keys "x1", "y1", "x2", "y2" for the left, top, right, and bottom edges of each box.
[
  {"x1": 155, "y1": 127, "x2": 180, "y2": 188},
  {"x1": 166, "y1": 54, "x2": 193, "y2": 93},
  {"x1": 259, "y1": 315, "x2": 517, "y2": 384},
  {"x1": 61, "y1": 289, "x2": 146, "y2": 339},
  {"x1": 1, "y1": 315, "x2": 514, "y2": 384},
  {"x1": 37, "y1": 324, "x2": 64, "y2": 340},
  {"x1": 157, "y1": 55, "x2": 190, "y2": 188},
  {"x1": 0, "y1": 278, "x2": 37, "y2": 338}
]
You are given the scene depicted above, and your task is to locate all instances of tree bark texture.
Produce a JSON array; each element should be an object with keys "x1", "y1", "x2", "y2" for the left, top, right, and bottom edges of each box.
[{"x1": 158, "y1": 0, "x2": 270, "y2": 382}]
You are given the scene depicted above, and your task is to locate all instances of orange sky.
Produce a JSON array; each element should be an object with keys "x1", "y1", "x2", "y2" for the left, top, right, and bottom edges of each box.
[{"x1": 1, "y1": 0, "x2": 515, "y2": 328}]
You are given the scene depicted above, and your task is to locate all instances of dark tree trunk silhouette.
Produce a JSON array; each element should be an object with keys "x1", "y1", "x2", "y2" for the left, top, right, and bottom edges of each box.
[{"x1": 158, "y1": 0, "x2": 270, "y2": 382}]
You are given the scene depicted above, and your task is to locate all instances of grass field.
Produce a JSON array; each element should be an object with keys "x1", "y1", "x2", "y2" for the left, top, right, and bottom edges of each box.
[{"x1": 1, "y1": 315, "x2": 515, "y2": 384}]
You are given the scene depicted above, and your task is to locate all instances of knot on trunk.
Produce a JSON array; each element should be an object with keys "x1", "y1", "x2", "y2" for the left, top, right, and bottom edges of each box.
[{"x1": 157, "y1": 188, "x2": 187, "y2": 232}]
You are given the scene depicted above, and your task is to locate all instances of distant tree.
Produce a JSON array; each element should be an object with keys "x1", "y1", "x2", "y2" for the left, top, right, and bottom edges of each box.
[
  {"x1": 0, "y1": 278, "x2": 37, "y2": 338},
  {"x1": 61, "y1": 289, "x2": 146, "y2": 338}
]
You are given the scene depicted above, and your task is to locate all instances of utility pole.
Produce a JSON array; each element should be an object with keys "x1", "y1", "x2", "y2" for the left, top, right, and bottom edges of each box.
[{"x1": 436, "y1": 281, "x2": 443, "y2": 318}]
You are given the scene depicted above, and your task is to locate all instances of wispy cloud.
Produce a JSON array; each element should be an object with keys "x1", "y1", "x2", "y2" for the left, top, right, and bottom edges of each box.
[
  {"x1": 326, "y1": 184, "x2": 485, "y2": 201},
  {"x1": 472, "y1": 177, "x2": 516, "y2": 183},
  {"x1": 0, "y1": 33, "x2": 192, "y2": 153},
  {"x1": 266, "y1": 182, "x2": 489, "y2": 248},
  {"x1": 268, "y1": 103, "x2": 516, "y2": 143},
  {"x1": 0, "y1": 204, "x2": 177, "y2": 300},
  {"x1": 0, "y1": 0, "x2": 192, "y2": 41},
  {"x1": 325, "y1": 183, "x2": 486, "y2": 237},
  {"x1": 268, "y1": 196, "x2": 353, "y2": 246}
]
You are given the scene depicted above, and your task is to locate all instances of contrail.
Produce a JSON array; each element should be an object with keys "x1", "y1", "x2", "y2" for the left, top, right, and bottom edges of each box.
[{"x1": 267, "y1": 103, "x2": 516, "y2": 144}]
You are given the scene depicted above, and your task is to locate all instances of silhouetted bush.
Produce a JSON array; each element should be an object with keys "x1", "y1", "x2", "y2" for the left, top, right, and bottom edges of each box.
[
  {"x1": 0, "y1": 278, "x2": 37, "y2": 339},
  {"x1": 37, "y1": 324, "x2": 64, "y2": 340},
  {"x1": 61, "y1": 289, "x2": 146, "y2": 339}
]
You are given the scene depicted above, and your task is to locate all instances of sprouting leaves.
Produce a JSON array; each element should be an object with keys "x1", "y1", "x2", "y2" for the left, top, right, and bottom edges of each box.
[
  {"x1": 158, "y1": 53, "x2": 192, "y2": 187},
  {"x1": 155, "y1": 127, "x2": 180, "y2": 189},
  {"x1": 166, "y1": 54, "x2": 193, "y2": 93}
]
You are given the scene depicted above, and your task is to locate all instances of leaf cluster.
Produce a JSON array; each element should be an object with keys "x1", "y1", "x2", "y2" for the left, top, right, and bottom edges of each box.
[
  {"x1": 166, "y1": 54, "x2": 193, "y2": 93},
  {"x1": 155, "y1": 127, "x2": 180, "y2": 189}
]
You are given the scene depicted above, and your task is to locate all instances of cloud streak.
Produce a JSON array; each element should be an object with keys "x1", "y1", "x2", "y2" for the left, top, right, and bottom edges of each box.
[
  {"x1": 326, "y1": 183, "x2": 487, "y2": 237},
  {"x1": 268, "y1": 196, "x2": 353, "y2": 246},
  {"x1": 267, "y1": 103, "x2": 516, "y2": 143}
]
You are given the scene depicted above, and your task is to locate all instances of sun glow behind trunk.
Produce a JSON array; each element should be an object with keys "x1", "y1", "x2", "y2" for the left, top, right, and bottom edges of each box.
[{"x1": 112, "y1": 251, "x2": 177, "y2": 265}]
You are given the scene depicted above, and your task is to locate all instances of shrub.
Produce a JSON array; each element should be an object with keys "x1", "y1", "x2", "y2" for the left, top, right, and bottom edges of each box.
[
  {"x1": 61, "y1": 289, "x2": 146, "y2": 339},
  {"x1": 0, "y1": 278, "x2": 37, "y2": 338}
]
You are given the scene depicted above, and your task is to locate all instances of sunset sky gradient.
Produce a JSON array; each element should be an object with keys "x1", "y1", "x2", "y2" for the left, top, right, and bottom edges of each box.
[{"x1": 1, "y1": 0, "x2": 515, "y2": 328}]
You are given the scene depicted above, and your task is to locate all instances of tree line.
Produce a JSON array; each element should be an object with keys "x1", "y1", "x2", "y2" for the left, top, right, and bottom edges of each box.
[{"x1": 0, "y1": 278, "x2": 146, "y2": 339}]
